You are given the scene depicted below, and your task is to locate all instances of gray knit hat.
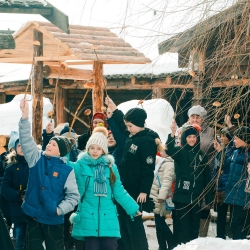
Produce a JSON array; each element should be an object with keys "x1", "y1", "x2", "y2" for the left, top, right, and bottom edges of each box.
[
  {"x1": 8, "y1": 131, "x2": 19, "y2": 151},
  {"x1": 86, "y1": 126, "x2": 108, "y2": 155},
  {"x1": 188, "y1": 105, "x2": 207, "y2": 119}
]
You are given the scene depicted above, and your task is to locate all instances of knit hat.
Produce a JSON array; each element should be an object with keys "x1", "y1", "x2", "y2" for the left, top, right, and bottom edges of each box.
[
  {"x1": 188, "y1": 105, "x2": 207, "y2": 119},
  {"x1": 49, "y1": 136, "x2": 75, "y2": 157},
  {"x1": 14, "y1": 139, "x2": 20, "y2": 152},
  {"x1": 8, "y1": 131, "x2": 19, "y2": 151},
  {"x1": 220, "y1": 127, "x2": 233, "y2": 141},
  {"x1": 86, "y1": 126, "x2": 108, "y2": 155},
  {"x1": 233, "y1": 126, "x2": 250, "y2": 144},
  {"x1": 54, "y1": 123, "x2": 64, "y2": 135},
  {"x1": 60, "y1": 123, "x2": 77, "y2": 139},
  {"x1": 124, "y1": 108, "x2": 147, "y2": 127},
  {"x1": 185, "y1": 126, "x2": 200, "y2": 138},
  {"x1": 92, "y1": 112, "x2": 108, "y2": 128}
]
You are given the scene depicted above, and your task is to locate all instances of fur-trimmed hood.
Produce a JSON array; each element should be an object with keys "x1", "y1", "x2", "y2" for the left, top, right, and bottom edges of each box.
[{"x1": 77, "y1": 151, "x2": 115, "y2": 166}]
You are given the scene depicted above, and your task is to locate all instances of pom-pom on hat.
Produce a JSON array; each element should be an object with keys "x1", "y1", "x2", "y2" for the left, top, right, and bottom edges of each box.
[
  {"x1": 8, "y1": 131, "x2": 19, "y2": 151},
  {"x1": 49, "y1": 136, "x2": 75, "y2": 157},
  {"x1": 124, "y1": 108, "x2": 147, "y2": 127},
  {"x1": 233, "y1": 126, "x2": 250, "y2": 144},
  {"x1": 60, "y1": 123, "x2": 77, "y2": 139},
  {"x1": 188, "y1": 105, "x2": 207, "y2": 119},
  {"x1": 86, "y1": 126, "x2": 108, "y2": 155}
]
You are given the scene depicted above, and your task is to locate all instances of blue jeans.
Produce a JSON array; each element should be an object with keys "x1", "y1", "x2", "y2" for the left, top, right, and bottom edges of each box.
[{"x1": 14, "y1": 222, "x2": 26, "y2": 250}]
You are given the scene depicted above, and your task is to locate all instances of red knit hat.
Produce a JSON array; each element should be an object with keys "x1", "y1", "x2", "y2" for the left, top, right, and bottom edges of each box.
[{"x1": 92, "y1": 112, "x2": 108, "y2": 129}]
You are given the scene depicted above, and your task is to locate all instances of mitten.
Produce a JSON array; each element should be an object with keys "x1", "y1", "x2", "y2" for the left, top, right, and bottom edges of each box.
[{"x1": 159, "y1": 202, "x2": 167, "y2": 217}]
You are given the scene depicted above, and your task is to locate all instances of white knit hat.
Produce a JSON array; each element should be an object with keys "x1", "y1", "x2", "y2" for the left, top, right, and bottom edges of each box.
[
  {"x1": 188, "y1": 105, "x2": 207, "y2": 119},
  {"x1": 86, "y1": 126, "x2": 108, "y2": 155}
]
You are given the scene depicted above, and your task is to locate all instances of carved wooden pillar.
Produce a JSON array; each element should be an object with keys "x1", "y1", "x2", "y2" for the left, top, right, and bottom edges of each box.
[
  {"x1": 152, "y1": 87, "x2": 165, "y2": 99},
  {"x1": 56, "y1": 86, "x2": 68, "y2": 124}
]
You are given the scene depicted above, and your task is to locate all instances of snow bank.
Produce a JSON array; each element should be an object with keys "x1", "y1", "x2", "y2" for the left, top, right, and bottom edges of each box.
[
  {"x1": 117, "y1": 98, "x2": 174, "y2": 143},
  {"x1": 174, "y1": 237, "x2": 250, "y2": 250},
  {"x1": 0, "y1": 94, "x2": 52, "y2": 135}
]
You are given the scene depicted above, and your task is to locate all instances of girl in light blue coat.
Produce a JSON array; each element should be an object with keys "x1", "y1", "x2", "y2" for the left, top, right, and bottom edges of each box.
[{"x1": 69, "y1": 126, "x2": 140, "y2": 250}]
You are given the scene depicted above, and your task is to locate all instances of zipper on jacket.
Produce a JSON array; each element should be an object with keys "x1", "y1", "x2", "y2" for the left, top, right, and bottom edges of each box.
[{"x1": 98, "y1": 196, "x2": 100, "y2": 236}]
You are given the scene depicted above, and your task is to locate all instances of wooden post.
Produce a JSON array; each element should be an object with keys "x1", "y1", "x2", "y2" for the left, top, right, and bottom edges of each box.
[
  {"x1": 32, "y1": 29, "x2": 43, "y2": 144},
  {"x1": 152, "y1": 87, "x2": 164, "y2": 99},
  {"x1": 56, "y1": 86, "x2": 68, "y2": 124},
  {"x1": 0, "y1": 92, "x2": 5, "y2": 104},
  {"x1": 92, "y1": 61, "x2": 104, "y2": 113}
]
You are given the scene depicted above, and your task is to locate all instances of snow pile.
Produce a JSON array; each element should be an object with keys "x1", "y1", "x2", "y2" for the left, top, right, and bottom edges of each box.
[
  {"x1": 117, "y1": 98, "x2": 174, "y2": 143},
  {"x1": 174, "y1": 237, "x2": 250, "y2": 250},
  {"x1": 0, "y1": 94, "x2": 52, "y2": 135}
]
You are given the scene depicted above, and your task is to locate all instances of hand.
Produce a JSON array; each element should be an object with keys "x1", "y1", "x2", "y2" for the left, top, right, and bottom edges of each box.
[
  {"x1": 20, "y1": 98, "x2": 29, "y2": 119},
  {"x1": 214, "y1": 140, "x2": 222, "y2": 152},
  {"x1": 106, "y1": 107, "x2": 113, "y2": 118},
  {"x1": 135, "y1": 211, "x2": 142, "y2": 216},
  {"x1": 105, "y1": 96, "x2": 117, "y2": 112},
  {"x1": 56, "y1": 208, "x2": 61, "y2": 216},
  {"x1": 158, "y1": 199, "x2": 165, "y2": 203},
  {"x1": 137, "y1": 193, "x2": 147, "y2": 203},
  {"x1": 224, "y1": 115, "x2": 233, "y2": 128},
  {"x1": 46, "y1": 122, "x2": 54, "y2": 134},
  {"x1": 170, "y1": 120, "x2": 177, "y2": 137},
  {"x1": 159, "y1": 202, "x2": 167, "y2": 217}
]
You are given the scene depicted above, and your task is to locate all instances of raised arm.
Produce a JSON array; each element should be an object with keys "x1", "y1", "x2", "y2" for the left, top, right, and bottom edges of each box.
[
  {"x1": 42, "y1": 122, "x2": 55, "y2": 150},
  {"x1": 19, "y1": 98, "x2": 40, "y2": 168}
]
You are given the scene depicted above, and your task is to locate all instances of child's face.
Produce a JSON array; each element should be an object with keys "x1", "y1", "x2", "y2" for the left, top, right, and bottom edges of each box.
[
  {"x1": 16, "y1": 143, "x2": 24, "y2": 156},
  {"x1": 220, "y1": 134, "x2": 229, "y2": 146},
  {"x1": 124, "y1": 121, "x2": 142, "y2": 135},
  {"x1": 88, "y1": 144, "x2": 104, "y2": 159},
  {"x1": 186, "y1": 135, "x2": 197, "y2": 146},
  {"x1": 92, "y1": 119, "x2": 104, "y2": 129},
  {"x1": 107, "y1": 133, "x2": 116, "y2": 147},
  {"x1": 45, "y1": 140, "x2": 60, "y2": 156},
  {"x1": 233, "y1": 136, "x2": 247, "y2": 148}
]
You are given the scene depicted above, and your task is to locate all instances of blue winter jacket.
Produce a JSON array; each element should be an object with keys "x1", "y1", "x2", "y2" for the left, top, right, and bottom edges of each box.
[
  {"x1": 19, "y1": 118, "x2": 80, "y2": 225},
  {"x1": 225, "y1": 147, "x2": 250, "y2": 206},
  {"x1": 212, "y1": 143, "x2": 235, "y2": 192},
  {"x1": 68, "y1": 152, "x2": 139, "y2": 240},
  {"x1": 1, "y1": 155, "x2": 29, "y2": 223}
]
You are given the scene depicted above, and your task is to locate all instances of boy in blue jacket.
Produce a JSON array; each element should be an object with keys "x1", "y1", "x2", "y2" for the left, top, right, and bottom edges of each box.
[{"x1": 19, "y1": 98, "x2": 80, "y2": 250}]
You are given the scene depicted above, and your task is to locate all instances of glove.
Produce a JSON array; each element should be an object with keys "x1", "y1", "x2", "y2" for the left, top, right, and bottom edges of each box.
[{"x1": 159, "y1": 202, "x2": 167, "y2": 217}]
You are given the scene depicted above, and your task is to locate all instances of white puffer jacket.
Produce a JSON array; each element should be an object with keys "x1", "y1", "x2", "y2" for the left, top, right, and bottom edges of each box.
[{"x1": 150, "y1": 156, "x2": 175, "y2": 214}]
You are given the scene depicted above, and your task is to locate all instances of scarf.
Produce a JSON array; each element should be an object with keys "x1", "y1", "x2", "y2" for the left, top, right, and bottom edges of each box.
[{"x1": 94, "y1": 162, "x2": 108, "y2": 196}]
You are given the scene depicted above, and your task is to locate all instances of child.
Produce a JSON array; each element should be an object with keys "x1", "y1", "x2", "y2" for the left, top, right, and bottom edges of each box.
[
  {"x1": 225, "y1": 126, "x2": 250, "y2": 239},
  {"x1": 19, "y1": 98, "x2": 80, "y2": 250},
  {"x1": 212, "y1": 127, "x2": 235, "y2": 239},
  {"x1": 166, "y1": 121, "x2": 213, "y2": 244},
  {"x1": 150, "y1": 154, "x2": 176, "y2": 250},
  {"x1": 105, "y1": 96, "x2": 162, "y2": 250},
  {"x1": 1, "y1": 139, "x2": 29, "y2": 250},
  {"x1": 67, "y1": 126, "x2": 140, "y2": 250}
]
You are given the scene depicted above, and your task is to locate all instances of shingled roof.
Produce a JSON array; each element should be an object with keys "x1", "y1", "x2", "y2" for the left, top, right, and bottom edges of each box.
[{"x1": 0, "y1": 21, "x2": 151, "y2": 65}]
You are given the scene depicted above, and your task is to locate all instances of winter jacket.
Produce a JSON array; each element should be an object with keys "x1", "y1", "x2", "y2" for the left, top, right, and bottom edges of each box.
[
  {"x1": 150, "y1": 156, "x2": 175, "y2": 214},
  {"x1": 77, "y1": 130, "x2": 91, "y2": 151},
  {"x1": 165, "y1": 127, "x2": 213, "y2": 206},
  {"x1": 19, "y1": 118, "x2": 80, "y2": 225},
  {"x1": 106, "y1": 116, "x2": 127, "y2": 169},
  {"x1": 225, "y1": 147, "x2": 250, "y2": 206},
  {"x1": 0, "y1": 211, "x2": 14, "y2": 250},
  {"x1": 111, "y1": 109, "x2": 158, "y2": 212},
  {"x1": 42, "y1": 130, "x2": 81, "y2": 162},
  {"x1": 212, "y1": 141, "x2": 235, "y2": 192},
  {"x1": 68, "y1": 152, "x2": 139, "y2": 240},
  {"x1": 1, "y1": 155, "x2": 29, "y2": 223}
]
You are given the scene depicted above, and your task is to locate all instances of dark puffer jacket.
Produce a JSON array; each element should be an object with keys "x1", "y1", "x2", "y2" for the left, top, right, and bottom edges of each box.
[
  {"x1": 112, "y1": 109, "x2": 158, "y2": 212},
  {"x1": 1, "y1": 155, "x2": 29, "y2": 223},
  {"x1": 166, "y1": 126, "x2": 213, "y2": 205},
  {"x1": 225, "y1": 147, "x2": 250, "y2": 206},
  {"x1": 212, "y1": 141, "x2": 235, "y2": 192}
]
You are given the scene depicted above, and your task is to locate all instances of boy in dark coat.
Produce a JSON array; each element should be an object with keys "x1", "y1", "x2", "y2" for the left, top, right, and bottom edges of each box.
[
  {"x1": 1, "y1": 139, "x2": 29, "y2": 250},
  {"x1": 225, "y1": 126, "x2": 250, "y2": 239},
  {"x1": 166, "y1": 121, "x2": 213, "y2": 244}
]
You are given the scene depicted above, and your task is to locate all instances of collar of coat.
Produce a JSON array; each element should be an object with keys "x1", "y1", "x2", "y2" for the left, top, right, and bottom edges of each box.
[{"x1": 77, "y1": 151, "x2": 115, "y2": 167}]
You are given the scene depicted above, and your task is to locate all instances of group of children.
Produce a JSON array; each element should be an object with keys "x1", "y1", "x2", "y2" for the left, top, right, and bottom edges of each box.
[{"x1": 0, "y1": 97, "x2": 250, "y2": 250}]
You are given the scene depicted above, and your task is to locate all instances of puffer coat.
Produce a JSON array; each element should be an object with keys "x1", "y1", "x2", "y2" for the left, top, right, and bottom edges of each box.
[
  {"x1": 68, "y1": 152, "x2": 139, "y2": 240},
  {"x1": 150, "y1": 156, "x2": 175, "y2": 214}
]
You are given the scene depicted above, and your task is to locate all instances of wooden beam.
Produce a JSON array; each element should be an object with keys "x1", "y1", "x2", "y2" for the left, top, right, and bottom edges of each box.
[
  {"x1": 43, "y1": 65, "x2": 93, "y2": 80},
  {"x1": 32, "y1": 29, "x2": 43, "y2": 145},
  {"x1": 0, "y1": 92, "x2": 5, "y2": 104},
  {"x1": 56, "y1": 87, "x2": 68, "y2": 124},
  {"x1": 64, "y1": 107, "x2": 90, "y2": 128},
  {"x1": 92, "y1": 61, "x2": 104, "y2": 113}
]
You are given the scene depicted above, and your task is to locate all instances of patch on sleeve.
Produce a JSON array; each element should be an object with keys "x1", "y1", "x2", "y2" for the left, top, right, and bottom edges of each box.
[
  {"x1": 146, "y1": 156, "x2": 154, "y2": 164},
  {"x1": 128, "y1": 144, "x2": 138, "y2": 154},
  {"x1": 183, "y1": 181, "x2": 190, "y2": 190}
]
